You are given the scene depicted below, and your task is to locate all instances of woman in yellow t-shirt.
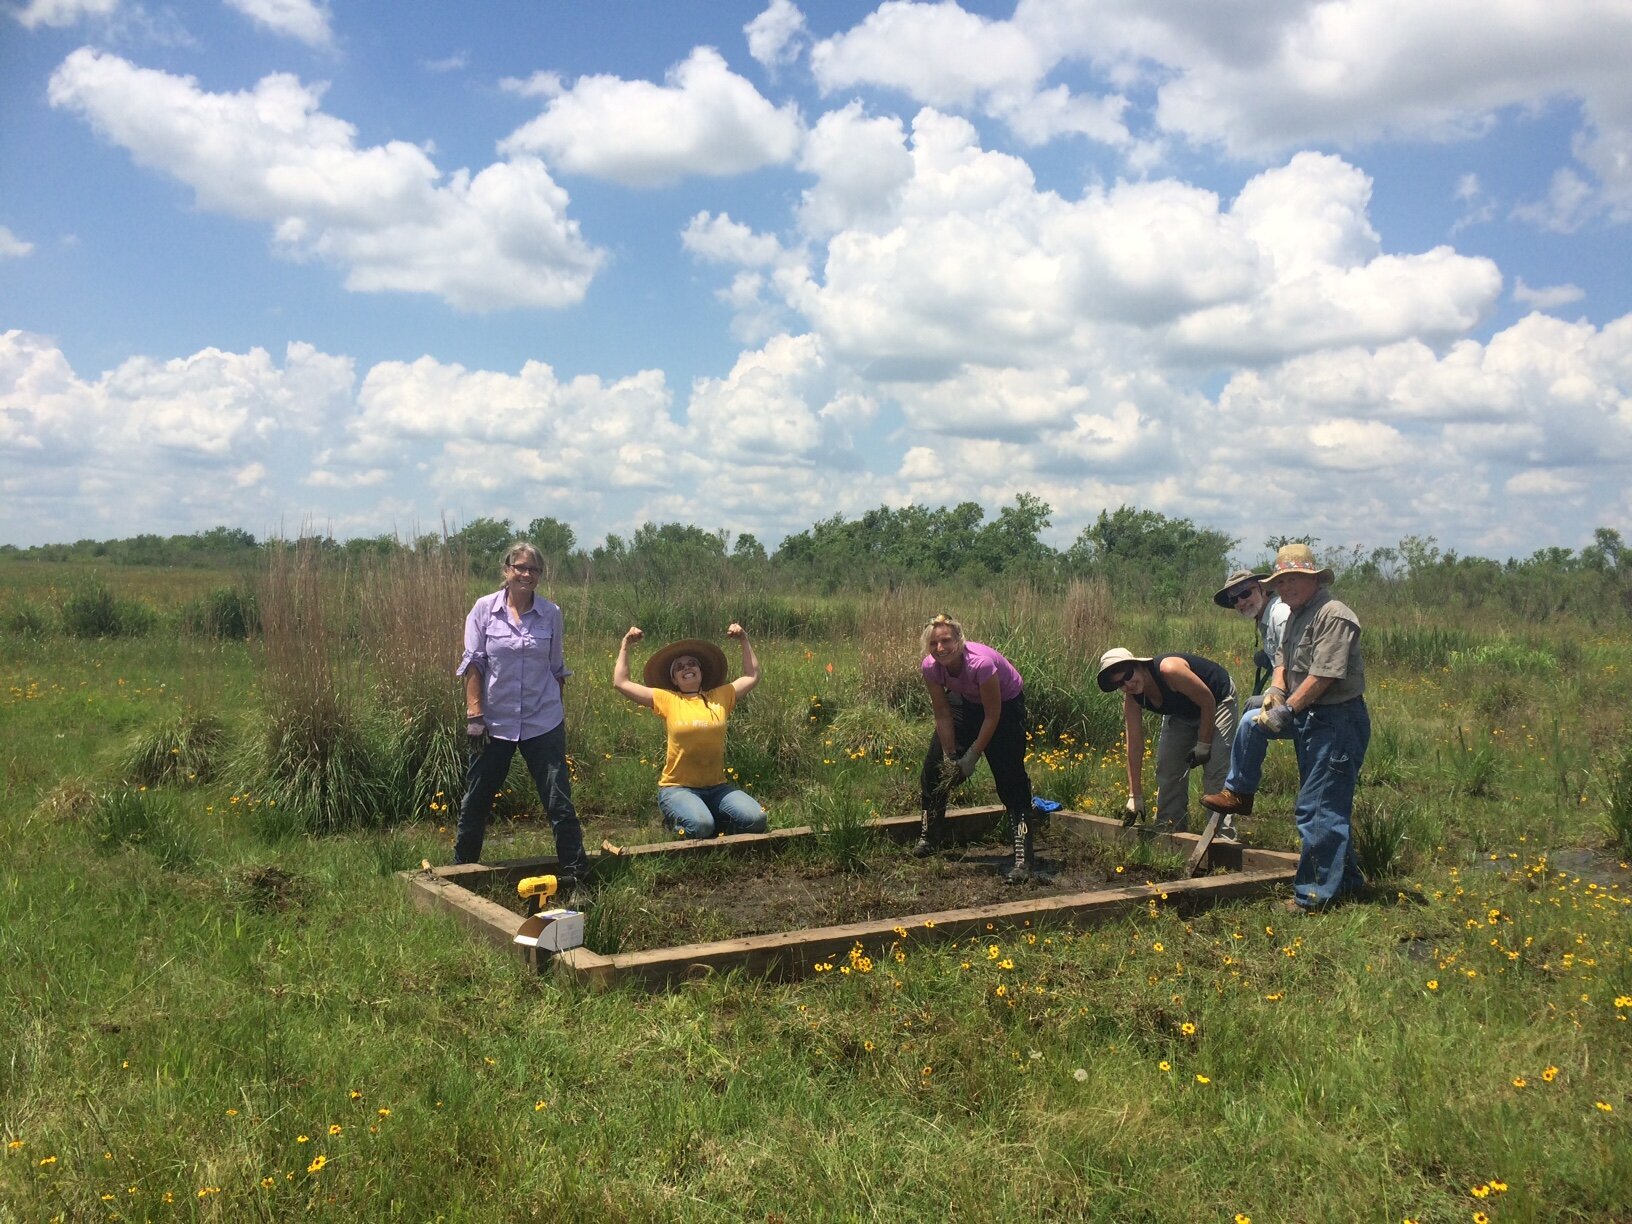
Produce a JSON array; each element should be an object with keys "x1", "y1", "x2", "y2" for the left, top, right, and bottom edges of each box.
[{"x1": 612, "y1": 623, "x2": 767, "y2": 838}]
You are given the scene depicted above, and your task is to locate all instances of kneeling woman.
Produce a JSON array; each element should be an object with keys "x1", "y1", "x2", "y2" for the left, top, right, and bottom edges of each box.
[
  {"x1": 1097, "y1": 648, "x2": 1238, "y2": 838},
  {"x1": 613, "y1": 623, "x2": 768, "y2": 838},
  {"x1": 917, "y1": 614, "x2": 1036, "y2": 883}
]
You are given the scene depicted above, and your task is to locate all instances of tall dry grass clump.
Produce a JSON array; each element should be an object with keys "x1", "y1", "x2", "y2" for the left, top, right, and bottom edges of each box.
[
  {"x1": 361, "y1": 542, "x2": 470, "y2": 819},
  {"x1": 978, "y1": 582, "x2": 1121, "y2": 746},
  {"x1": 245, "y1": 539, "x2": 390, "y2": 834},
  {"x1": 1062, "y1": 577, "x2": 1116, "y2": 662},
  {"x1": 853, "y1": 586, "x2": 931, "y2": 715}
]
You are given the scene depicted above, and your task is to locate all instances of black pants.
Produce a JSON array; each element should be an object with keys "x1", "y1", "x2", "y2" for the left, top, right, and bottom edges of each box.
[
  {"x1": 919, "y1": 693, "x2": 1033, "y2": 818},
  {"x1": 456, "y1": 723, "x2": 586, "y2": 871}
]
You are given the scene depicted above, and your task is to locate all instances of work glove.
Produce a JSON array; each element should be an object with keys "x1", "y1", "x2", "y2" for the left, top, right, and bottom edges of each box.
[
  {"x1": 1259, "y1": 702, "x2": 1292, "y2": 734},
  {"x1": 957, "y1": 747, "x2": 981, "y2": 779},
  {"x1": 467, "y1": 715, "x2": 491, "y2": 749},
  {"x1": 1186, "y1": 741, "x2": 1212, "y2": 769},
  {"x1": 938, "y1": 755, "x2": 964, "y2": 791},
  {"x1": 1122, "y1": 797, "x2": 1146, "y2": 827},
  {"x1": 1262, "y1": 686, "x2": 1287, "y2": 711}
]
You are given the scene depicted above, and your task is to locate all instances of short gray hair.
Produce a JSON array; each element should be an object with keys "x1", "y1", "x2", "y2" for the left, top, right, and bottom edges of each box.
[{"x1": 502, "y1": 540, "x2": 544, "y2": 569}]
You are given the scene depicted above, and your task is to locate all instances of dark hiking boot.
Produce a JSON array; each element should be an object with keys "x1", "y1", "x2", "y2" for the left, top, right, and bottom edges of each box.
[
  {"x1": 1004, "y1": 814, "x2": 1034, "y2": 884},
  {"x1": 912, "y1": 810, "x2": 948, "y2": 857}
]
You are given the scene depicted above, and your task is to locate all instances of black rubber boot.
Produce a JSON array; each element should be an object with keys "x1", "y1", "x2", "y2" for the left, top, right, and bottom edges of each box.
[
  {"x1": 912, "y1": 809, "x2": 947, "y2": 857},
  {"x1": 1004, "y1": 813, "x2": 1034, "y2": 884}
]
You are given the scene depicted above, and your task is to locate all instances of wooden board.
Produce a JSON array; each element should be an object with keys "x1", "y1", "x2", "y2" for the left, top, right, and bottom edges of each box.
[
  {"x1": 399, "y1": 807, "x2": 1299, "y2": 992},
  {"x1": 552, "y1": 868, "x2": 1294, "y2": 991}
]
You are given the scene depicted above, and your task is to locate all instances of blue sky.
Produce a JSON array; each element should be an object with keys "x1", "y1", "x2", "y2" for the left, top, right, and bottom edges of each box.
[{"x1": 4, "y1": 0, "x2": 1631, "y2": 559}]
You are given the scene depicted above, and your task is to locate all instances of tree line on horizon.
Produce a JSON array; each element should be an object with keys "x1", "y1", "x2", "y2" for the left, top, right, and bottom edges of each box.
[{"x1": 4, "y1": 499, "x2": 1630, "y2": 617}]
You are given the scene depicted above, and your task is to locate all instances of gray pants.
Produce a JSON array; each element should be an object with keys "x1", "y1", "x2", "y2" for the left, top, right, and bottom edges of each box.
[{"x1": 1154, "y1": 694, "x2": 1237, "y2": 832}]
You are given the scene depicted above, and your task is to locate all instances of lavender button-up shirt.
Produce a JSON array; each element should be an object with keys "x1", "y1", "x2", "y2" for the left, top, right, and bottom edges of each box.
[{"x1": 456, "y1": 590, "x2": 571, "y2": 741}]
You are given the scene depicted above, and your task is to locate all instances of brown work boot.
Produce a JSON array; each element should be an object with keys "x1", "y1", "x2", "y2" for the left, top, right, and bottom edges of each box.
[{"x1": 1202, "y1": 788, "x2": 1254, "y2": 816}]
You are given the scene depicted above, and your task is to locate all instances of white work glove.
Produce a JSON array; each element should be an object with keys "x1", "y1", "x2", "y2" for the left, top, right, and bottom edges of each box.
[
  {"x1": 1260, "y1": 701, "x2": 1292, "y2": 734},
  {"x1": 957, "y1": 747, "x2": 981, "y2": 779},
  {"x1": 1186, "y1": 741, "x2": 1212, "y2": 769}
]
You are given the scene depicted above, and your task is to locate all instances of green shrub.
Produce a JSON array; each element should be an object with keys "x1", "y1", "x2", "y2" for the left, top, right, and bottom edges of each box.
[
  {"x1": 801, "y1": 785, "x2": 875, "y2": 873},
  {"x1": 121, "y1": 710, "x2": 230, "y2": 786},
  {"x1": 84, "y1": 786, "x2": 198, "y2": 867},
  {"x1": 61, "y1": 577, "x2": 157, "y2": 638},
  {"x1": 242, "y1": 711, "x2": 395, "y2": 835},
  {"x1": 2, "y1": 598, "x2": 52, "y2": 638},
  {"x1": 729, "y1": 684, "x2": 814, "y2": 790},
  {"x1": 1367, "y1": 623, "x2": 1480, "y2": 669},
  {"x1": 1447, "y1": 640, "x2": 1558, "y2": 674},
  {"x1": 1352, "y1": 795, "x2": 1414, "y2": 883},
  {"x1": 825, "y1": 703, "x2": 917, "y2": 765},
  {"x1": 385, "y1": 707, "x2": 465, "y2": 824},
  {"x1": 1444, "y1": 726, "x2": 1498, "y2": 799},
  {"x1": 180, "y1": 585, "x2": 260, "y2": 639},
  {"x1": 1599, "y1": 744, "x2": 1632, "y2": 856},
  {"x1": 1362, "y1": 722, "x2": 1406, "y2": 787}
]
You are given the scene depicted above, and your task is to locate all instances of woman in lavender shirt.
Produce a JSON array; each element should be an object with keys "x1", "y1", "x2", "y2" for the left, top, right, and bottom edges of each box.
[
  {"x1": 915, "y1": 613, "x2": 1037, "y2": 883},
  {"x1": 454, "y1": 540, "x2": 589, "y2": 877}
]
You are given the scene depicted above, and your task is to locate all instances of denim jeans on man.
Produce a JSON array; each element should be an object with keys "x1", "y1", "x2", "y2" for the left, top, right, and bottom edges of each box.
[
  {"x1": 1289, "y1": 698, "x2": 1370, "y2": 909},
  {"x1": 657, "y1": 784, "x2": 767, "y2": 839},
  {"x1": 1221, "y1": 702, "x2": 1295, "y2": 796},
  {"x1": 456, "y1": 723, "x2": 587, "y2": 872}
]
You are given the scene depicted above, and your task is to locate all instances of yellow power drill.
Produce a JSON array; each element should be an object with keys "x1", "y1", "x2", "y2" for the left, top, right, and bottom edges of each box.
[
  {"x1": 516, "y1": 874, "x2": 558, "y2": 914},
  {"x1": 514, "y1": 874, "x2": 584, "y2": 954}
]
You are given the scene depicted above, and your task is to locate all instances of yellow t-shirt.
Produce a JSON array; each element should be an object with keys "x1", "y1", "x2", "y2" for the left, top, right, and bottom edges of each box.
[{"x1": 651, "y1": 684, "x2": 737, "y2": 788}]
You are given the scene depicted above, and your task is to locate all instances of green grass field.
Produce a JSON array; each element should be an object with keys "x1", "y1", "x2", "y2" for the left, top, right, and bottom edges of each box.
[{"x1": 2, "y1": 561, "x2": 1628, "y2": 1222}]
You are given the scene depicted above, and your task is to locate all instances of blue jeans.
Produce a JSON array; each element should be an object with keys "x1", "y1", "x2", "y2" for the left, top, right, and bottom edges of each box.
[
  {"x1": 1290, "y1": 699, "x2": 1370, "y2": 910},
  {"x1": 456, "y1": 723, "x2": 587, "y2": 872},
  {"x1": 1222, "y1": 703, "x2": 1295, "y2": 795},
  {"x1": 657, "y1": 784, "x2": 767, "y2": 839}
]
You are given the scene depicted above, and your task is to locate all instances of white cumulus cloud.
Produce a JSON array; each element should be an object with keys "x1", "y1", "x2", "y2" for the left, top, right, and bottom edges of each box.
[
  {"x1": 223, "y1": 0, "x2": 333, "y2": 48},
  {"x1": 797, "y1": 103, "x2": 914, "y2": 237},
  {"x1": 785, "y1": 118, "x2": 1498, "y2": 378},
  {"x1": 48, "y1": 48, "x2": 602, "y2": 310},
  {"x1": 0, "y1": 330, "x2": 357, "y2": 539},
  {"x1": 682, "y1": 211, "x2": 787, "y2": 267},
  {"x1": 811, "y1": 0, "x2": 1130, "y2": 147},
  {"x1": 12, "y1": 0, "x2": 116, "y2": 28},
  {"x1": 1513, "y1": 278, "x2": 1586, "y2": 311},
  {"x1": 499, "y1": 47, "x2": 802, "y2": 187},
  {"x1": 746, "y1": 0, "x2": 807, "y2": 70},
  {"x1": 0, "y1": 226, "x2": 35, "y2": 258}
]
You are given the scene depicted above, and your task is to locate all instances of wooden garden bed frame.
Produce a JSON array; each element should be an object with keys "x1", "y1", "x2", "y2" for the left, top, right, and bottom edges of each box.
[{"x1": 400, "y1": 805, "x2": 1299, "y2": 991}]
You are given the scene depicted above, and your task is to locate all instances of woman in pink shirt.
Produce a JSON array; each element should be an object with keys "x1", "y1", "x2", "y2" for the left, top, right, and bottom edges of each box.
[{"x1": 916, "y1": 613, "x2": 1036, "y2": 883}]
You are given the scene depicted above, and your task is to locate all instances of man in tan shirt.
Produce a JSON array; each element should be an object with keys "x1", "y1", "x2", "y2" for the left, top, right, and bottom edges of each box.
[{"x1": 1205, "y1": 544, "x2": 1369, "y2": 912}]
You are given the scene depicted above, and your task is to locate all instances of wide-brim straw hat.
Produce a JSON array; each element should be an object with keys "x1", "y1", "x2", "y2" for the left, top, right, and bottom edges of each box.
[
  {"x1": 643, "y1": 638, "x2": 729, "y2": 692},
  {"x1": 1262, "y1": 543, "x2": 1335, "y2": 588},
  {"x1": 1213, "y1": 567, "x2": 1269, "y2": 608},
  {"x1": 1096, "y1": 647, "x2": 1153, "y2": 692}
]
